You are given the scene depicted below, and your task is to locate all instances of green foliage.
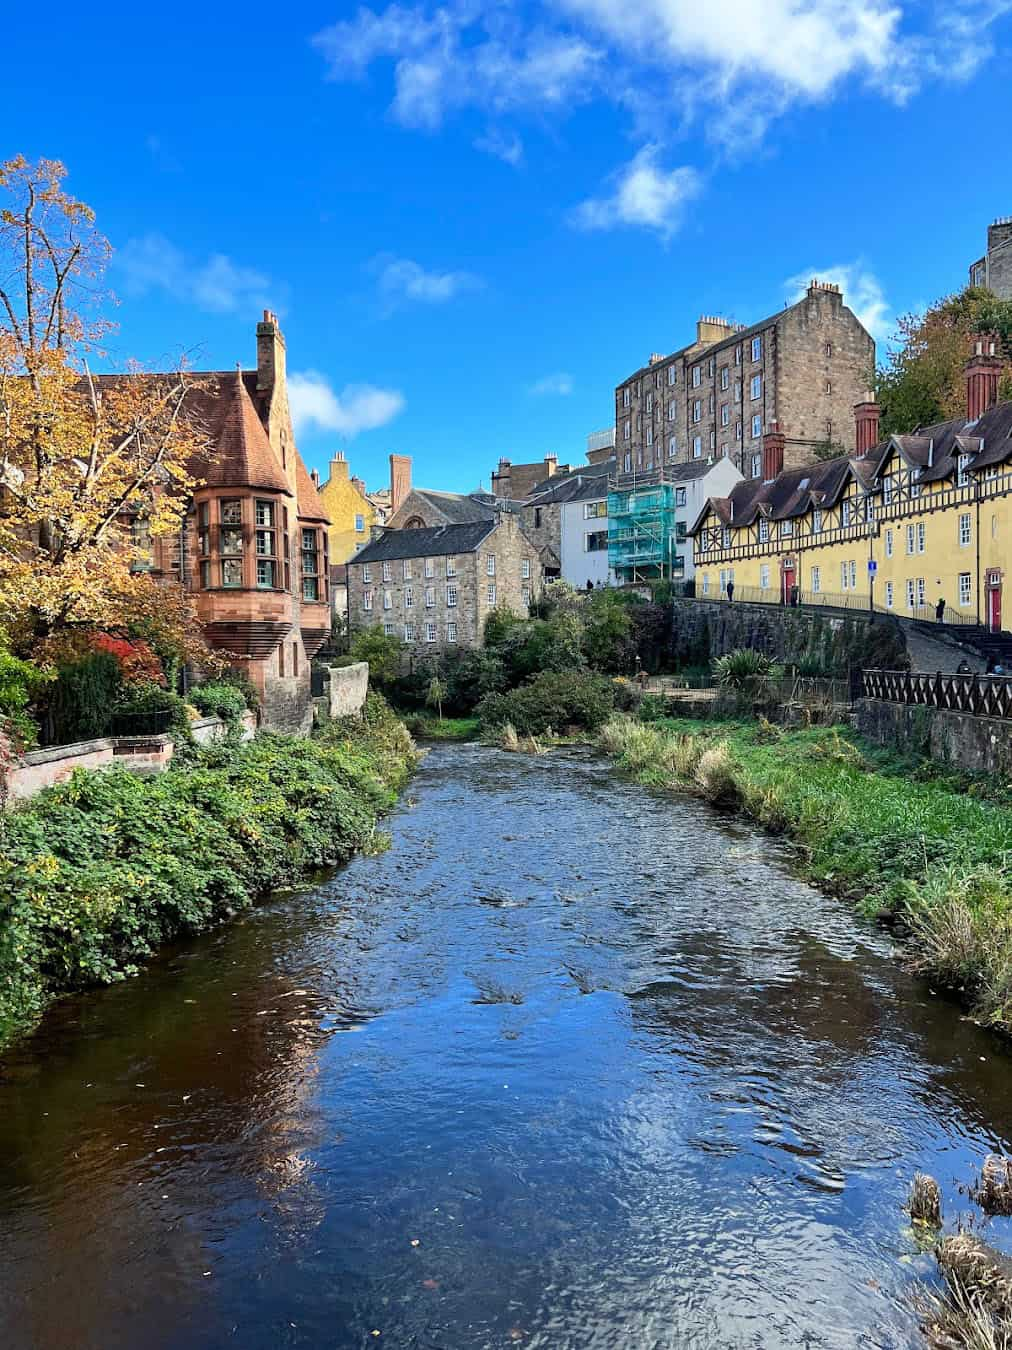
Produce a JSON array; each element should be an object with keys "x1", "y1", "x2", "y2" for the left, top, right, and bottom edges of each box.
[
  {"x1": 346, "y1": 628, "x2": 404, "y2": 691},
  {"x1": 425, "y1": 675, "x2": 445, "y2": 720},
  {"x1": 214, "y1": 665, "x2": 260, "y2": 711},
  {"x1": 189, "y1": 682, "x2": 247, "y2": 726},
  {"x1": 876, "y1": 286, "x2": 1012, "y2": 439},
  {"x1": 0, "y1": 696, "x2": 416, "y2": 1050},
  {"x1": 113, "y1": 679, "x2": 193, "y2": 743},
  {"x1": 0, "y1": 636, "x2": 49, "y2": 749},
  {"x1": 487, "y1": 613, "x2": 586, "y2": 686},
  {"x1": 48, "y1": 650, "x2": 122, "y2": 743},
  {"x1": 476, "y1": 669, "x2": 615, "y2": 736},
  {"x1": 483, "y1": 606, "x2": 523, "y2": 646},
  {"x1": 581, "y1": 593, "x2": 635, "y2": 673},
  {"x1": 712, "y1": 648, "x2": 779, "y2": 696}
]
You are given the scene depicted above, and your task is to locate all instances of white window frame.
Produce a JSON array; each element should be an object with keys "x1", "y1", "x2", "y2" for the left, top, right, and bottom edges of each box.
[
  {"x1": 404, "y1": 586, "x2": 414, "y2": 608},
  {"x1": 402, "y1": 559, "x2": 412, "y2": 580},
  {"x1": 751, "y1": 336, "x2": 762, "y2": 362},
  {"x1": 959, "y1": 572, "x2": 972, "y2": 607},
  {"x1": 917, "y1": 522, "x2": 926, "y2": 554},
  {"x1": 424, "y1": 557, "x2": 434, "y2": 578},
  {"x1": 885, "y1": 528, "x2": 893, "y2": 557},
  {"x1": 363, "y1": 589, "x2": 373, "y2": 611},
  {"x1": 383, "y1": 589, "x2": 392, "y2": 610},
  {"x1": 959, "y1": 513, "x2": 972, "y2": 547},
  {"x1": 446, "y1": 621, "x2": 458, "y2": 642},
  {"x1": 692, "y1": 365, "x2": 701, "y2": 387},
  {"x1": 425, "y1": 622, "x2": 437, "y2": 644},
  {"x1": 446, "y1": 557, "x2": 457, "y2": 577},
  {"x1": 693, "y1": 436, "x2": 702, "y2": 459},
  {"x1": 760, "y1": 563, "x2": 770, "y2": 589},
  {"x1": 404, "y1": 622, "x2": 415, "y2": 641},
  {"x1": 446, "y1": 585, "x2": 458, "y2": 607},
  {"x1": 382, "y1": 561, "x2": 392, "y2": 582},
  {"x1": 667, "y1": 366, "x2": 676, "y2": 386},
  {"x1": 812, "y1": 510, "x2": 823, "y2": 535},
  {"x1": 758, "y1": 518, "x2": 770, "y2": 543},
  {"x1": 424, "y1": 586, "x2": 436, "y2": 608},
  {"x1": 751, "y1": 414, "x2": 762, "y2": 439},
  {"x1": 363, "y1": 564, "x2": 372, "y2": 582},
  {"x1": 487, "y1": 583, "x2": 496, "y2": 605},
  {"x1": 522, "y1": 556, "x2": 531, "y2": 577},
  {"x1": 811, "y1": 566, "x2": 821, "y2": 594},
  {"x1": 750, "y1": 374, "x2": 762, "y2": 401},
  {"x1": 486, "y1": 554, "x2": 496, "y2": 576}
]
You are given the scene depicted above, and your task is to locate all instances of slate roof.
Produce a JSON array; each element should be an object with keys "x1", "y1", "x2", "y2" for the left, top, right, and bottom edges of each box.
[
  {"x1": 689, "y1": 398, "x2": 1012, "y2": 536},
  {"x1": 526, "y1": 472, "x2": 612, "y2": 505},
  {"x1": 527, "y1": 457, "x2": 615, "y2": 498},
  {"x1": 348, "y1": 520, "x2": 497, "y2": 563},
  {"x1": 408, "y1": 489, "x2": 501, "y2": 523}
]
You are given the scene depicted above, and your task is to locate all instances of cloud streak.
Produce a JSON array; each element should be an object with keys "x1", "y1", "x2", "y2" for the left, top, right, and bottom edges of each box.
[
  {"x1": 374, "y1": 256, "x2": 482, "y2": 311},
  {"x1": 529, "y1": 372, "x2": 574, "y2": 396},
  {"x1": 117, "y1": 234, "x2": 276, "y2": 314},
  {"x1": 784, "y1": 261, "x2": 894, "y2": 341}
]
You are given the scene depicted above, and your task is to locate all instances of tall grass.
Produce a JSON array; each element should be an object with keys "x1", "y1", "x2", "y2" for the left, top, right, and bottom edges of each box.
[{"x1": 598, "y1": 714, "x2": 1012, "y2": 1032}]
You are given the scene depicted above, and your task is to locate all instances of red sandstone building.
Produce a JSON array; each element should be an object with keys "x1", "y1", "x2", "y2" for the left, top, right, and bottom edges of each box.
[{"x1": 143, "y1": 313, "x2": 331, "y2": 732}]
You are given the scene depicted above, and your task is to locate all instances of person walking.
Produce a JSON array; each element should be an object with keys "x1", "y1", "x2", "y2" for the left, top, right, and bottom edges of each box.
[
  {"x1": 935, "y1": 597, "x2": 946, "y2": 623},
  {"x1": 726, "y1": 579, "x2": 735, "y2": 603}
]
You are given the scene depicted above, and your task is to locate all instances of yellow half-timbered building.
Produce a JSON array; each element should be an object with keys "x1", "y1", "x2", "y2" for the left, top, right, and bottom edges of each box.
[{"x1": 690, "y1": 344, "x2": 1012, "y2": 630}]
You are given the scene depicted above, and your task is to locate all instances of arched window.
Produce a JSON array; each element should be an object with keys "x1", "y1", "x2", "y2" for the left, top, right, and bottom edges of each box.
[{"x1": 403, "y1": 515, "x2": 425, "y2": 529}]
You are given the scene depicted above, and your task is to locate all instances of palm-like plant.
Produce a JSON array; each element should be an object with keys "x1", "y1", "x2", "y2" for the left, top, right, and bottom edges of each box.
[{"x1": 712, "y1": 649, "x2": 779, "y2": 701}]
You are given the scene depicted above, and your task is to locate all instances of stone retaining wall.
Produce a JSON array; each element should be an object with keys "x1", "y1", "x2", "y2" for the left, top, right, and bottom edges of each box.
[
  {"x1": 6, "y1": 711, "x2": 258, "y2": 802},
  {"x1": 328, "y1": 662, "x2": 369, "y2": 719},
  {"x1": 853, "y1": 697, "x2": 1012, "y2": 776}
]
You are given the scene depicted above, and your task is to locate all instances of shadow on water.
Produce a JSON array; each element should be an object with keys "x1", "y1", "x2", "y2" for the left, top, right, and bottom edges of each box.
[{"x1": 1, "y1": 743, "x2": 1011, "y2": 1349}]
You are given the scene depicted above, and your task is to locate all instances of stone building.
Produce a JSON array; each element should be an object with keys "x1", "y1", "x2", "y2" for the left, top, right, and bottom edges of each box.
[
  {"x1": 125, "y1": 312, "x2": 331, "y2": 733},
  {"x1": 691, "y1": 342, "x2": 1012, "y2": 629},
  {"x1": 346, "y1": 514, "x2": 543, "y2": 651},
  {"x1": 518, "y1": 459, "x2": 615, "y2": 585},
  {"x1": 615, "y1": 281, "x2": 875, "y2": 482},
  {"x1": 969, "y1": 217, "x2": 1012, "y2": 299},
  {"x1": 491, "y1": 453, "x2": 574, "y2": 500}
]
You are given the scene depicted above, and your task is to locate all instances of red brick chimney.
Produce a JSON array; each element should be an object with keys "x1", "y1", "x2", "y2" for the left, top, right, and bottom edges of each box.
[
  {"x1": 390, "y1": 453, "x2": 412, "y2": 514},
  {"x1": 966, "y1": 337, "x2": 1003, "y2": 421},
  {"x1": 762, "y1": 421, "x2": 785, "y2": 481},
  {"x1": 854, "y1": 397, "x2": 881, "y2": 456}
]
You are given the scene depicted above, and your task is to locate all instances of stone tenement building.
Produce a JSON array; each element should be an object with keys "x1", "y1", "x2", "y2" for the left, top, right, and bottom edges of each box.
[
  {"x1": 690, "y1": 343, "x2": 1012, "y2": 629},
  {"x1": 615, "y1": 281, "x2": 875, "y2": 482},
  {"x1": 969, "y1": 216, "x2": 1012, "y2": 300},
  {"x1": 346, "y1": 513, "x2": 543, "y2": 652},
  {"x1": 120, "y1": 311, "x2": 330, "y2": 733},
  {"x1": 491, "y1": 453, "x2": 574, "y2": 500}
]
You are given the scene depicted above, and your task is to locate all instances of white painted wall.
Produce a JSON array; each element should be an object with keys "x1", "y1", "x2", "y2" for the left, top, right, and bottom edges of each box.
[
  {"x1": 561, "y1": 498, "x2": 613, "y2": 588},
  {"x1": 677, "y1": 459, "x2": 743, "y2": 578}
]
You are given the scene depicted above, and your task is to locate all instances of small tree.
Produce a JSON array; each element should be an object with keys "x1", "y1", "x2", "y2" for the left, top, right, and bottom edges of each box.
[
  {"x1": 0, "y1": 156, "x2": 211, "y2": 647},
  {"x1": 346, "y1": 628, "x2": 403, "y2": 691},
  {"x1": 425, "y1": 674, "x2": 445, "y2": 722}
]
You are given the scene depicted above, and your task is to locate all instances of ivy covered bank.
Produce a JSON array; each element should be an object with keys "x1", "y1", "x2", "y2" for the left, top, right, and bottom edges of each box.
[{"x1": 0, "y1": 696, "x2": 416, "y2": 1052}]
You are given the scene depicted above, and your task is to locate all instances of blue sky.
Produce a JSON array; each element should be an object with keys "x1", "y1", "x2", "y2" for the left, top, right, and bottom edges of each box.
[{"x1": 5, "y1": 1, "x2": 1012, "y2": 494}]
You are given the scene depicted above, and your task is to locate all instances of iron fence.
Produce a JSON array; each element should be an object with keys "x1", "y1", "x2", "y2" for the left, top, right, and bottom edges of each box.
[{"x1": 859, "y1": 669, "x2": 1012, "y2": 720}]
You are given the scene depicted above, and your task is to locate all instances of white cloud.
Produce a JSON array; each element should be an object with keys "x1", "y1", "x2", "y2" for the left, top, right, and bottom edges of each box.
[
  {"x1": 529, "y1": 372, "x2": 574, "y2": 396},
  {"x1": 571, "y1": 146, "x2": 702, "y2": 238},
  {"x1": 311, "y1": 1, "x2": 1010, "y2": 152},
  {"x1": 785, "y1": 262, "x2": 893, "y2": 342},
  {"x1": 312, "y1": 7, "x2": 601, "y2": 130},
  {"x1": 375, "y1": 256, "x2": 481, "y2": 309},
  {"x1": 288, "y1": 371, "x2": 405, "y2": 439},
  {"x1": 117, "y1": 233, "x2": 275, "y2": 314},
  {"x1": 474, "y1": 127, "x2": 524, "y2": 166}
]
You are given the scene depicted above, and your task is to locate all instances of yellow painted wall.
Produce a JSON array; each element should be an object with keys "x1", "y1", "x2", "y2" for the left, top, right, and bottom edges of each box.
[
  {"x1": 694, "y1": 450, "x2": 1012, "y2": 623},
  {"x1": 318, "y1": 457, "x2": 376, "y2": 564}
]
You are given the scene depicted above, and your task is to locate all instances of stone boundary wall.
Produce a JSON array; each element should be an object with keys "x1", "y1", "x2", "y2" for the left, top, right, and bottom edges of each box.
[
  {"x1": 6, "y1": 711, "x2": 258, "y2": 802},
  {"x1": 669, "y1": 597, "x2": 907, "y2": 675},
  {"x1": 853, "y1": 697, "x2": 1012, "y2": 776},
  {"x1": 328, "y1": 662, "x2": 369, "y2": 719}
]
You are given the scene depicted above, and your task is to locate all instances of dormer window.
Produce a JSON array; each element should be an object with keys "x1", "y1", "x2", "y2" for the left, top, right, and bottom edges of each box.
[{"x1": 957, "y1": 453, "x2": 972, "y2": 487}]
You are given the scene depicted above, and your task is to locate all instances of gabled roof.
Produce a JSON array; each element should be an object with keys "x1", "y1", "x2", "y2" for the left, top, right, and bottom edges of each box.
[
  {"x1": 527, "y1": 457, "x2": 615, "y2": 497},
  {"x1": 349, "y1": 520, "x2": 497, "y2": 563},
  {"x1": 295, "y1": 455, "x2": 329, "y2": 522},
  {"x1": 526, "y1": 472, "x2": 611, "y2": 505},
  {"x1": 409, "y1": 489, "x2": 502, "y2": 523}
]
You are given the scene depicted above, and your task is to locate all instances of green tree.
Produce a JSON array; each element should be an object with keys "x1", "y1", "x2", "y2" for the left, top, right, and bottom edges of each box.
[
  {"x1": 347, "y1": 628, "x2": 403, "y2": 691},
  {"x1": 425, "y1": 675, "x2": 445, "y2": 722},
  {"x1": 876, "y1": 287, "x2": 1012, "y2": 439}
]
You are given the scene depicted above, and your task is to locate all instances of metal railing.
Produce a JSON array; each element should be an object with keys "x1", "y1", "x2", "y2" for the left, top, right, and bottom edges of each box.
[
  {"x1": 859, "y1": 669, "x2": 1012, "y2": 720},
  {"x1": 691, "y1": 583, "x2": 979, "y2": 626}
]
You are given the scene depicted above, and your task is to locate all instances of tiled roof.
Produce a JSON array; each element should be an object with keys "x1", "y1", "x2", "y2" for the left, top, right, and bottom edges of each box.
[
  {"x1": 349, "y1": 520, "x2": 497, "y2": 563},
  {"x1": 527, "y1": 458, "x2": 615, "y2": 497},
  {"x1": 188, "y1": 372, "x2": 293, "y2": 496},
  {"x1": 294, "y1": 454, "x2": 329, "y2": 522}
]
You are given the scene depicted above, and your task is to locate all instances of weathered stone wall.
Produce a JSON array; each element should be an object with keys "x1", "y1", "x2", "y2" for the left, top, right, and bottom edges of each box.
[
  {"x1": 854, "y1": 698, "x2": 1012, "y2": 776},
  {"x1": 669, "y1": 597, "x2": 907, "y2": 674},
  {"x1": 328, "y1": 662, "x2": 369, "y2": 718}
]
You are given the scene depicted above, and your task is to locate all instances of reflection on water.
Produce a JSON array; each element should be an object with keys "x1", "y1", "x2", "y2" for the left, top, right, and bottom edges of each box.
[{"x1": 1, "y1": 744, "x2": 1011, "y2": 1349}]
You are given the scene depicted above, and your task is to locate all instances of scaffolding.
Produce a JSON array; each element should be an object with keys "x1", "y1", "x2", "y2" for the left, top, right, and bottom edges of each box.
[{"x1": 607, "y1": 471, "x2": 685, "y2": 584}]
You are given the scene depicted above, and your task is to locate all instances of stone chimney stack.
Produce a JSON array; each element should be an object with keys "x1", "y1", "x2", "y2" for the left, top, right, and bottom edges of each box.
[
  {"x1": 328, "y1": 451, "x2": 349, "y2": 482},
  {"x1": 351, "y1": 475, "x2": 367, "y2": 496},
  {"x1": 544, "y1": 453, "x2": 558, "y2": 478},
  {"x1": 390, "y1": 454, "x2": 412, "y2": 514},
  {"x1": 256, "y1": 309, "x2": 286, "y2": 400},
  {"x1": 762, "y1": 421, "x2": 785, "y2": 482},
  {"x1": 310, "y1": 468, "x2": 320, "y2": 488},
  {"x1": 966, "y1": 337, "x2": 1003, "y2": 421},
  {"x1": 854, "y1": 396, "x2": 881, "y2": 456}
]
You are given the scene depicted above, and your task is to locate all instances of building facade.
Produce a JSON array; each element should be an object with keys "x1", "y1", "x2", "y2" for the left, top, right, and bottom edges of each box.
[
  {"x1": 132, "y1": 312, "x2": 330, "y2": 732},
  {"x1": 615, "y1": 282, "x2": 875, "y2": 483},
  {"x1": 318, "y1": 452, "x2": 378, "y2": 565},
  {"x1": 608, "y1": 458, "x2": 743, "y2": 586},
  {"x1": 691, "y1": 345, "x2": 1012, "y2": 629},
  {"x1": 346, "y1": 513, "x2": 543, "y2": 652},
  {"x1": 969, "y1": 217, "x2": 1012, "y2": 300}
]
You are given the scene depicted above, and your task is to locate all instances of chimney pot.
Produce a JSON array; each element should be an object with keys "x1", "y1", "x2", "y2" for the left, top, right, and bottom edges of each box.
[
  {"x1": 965, "y1": 336, "x2": 1003, "y2": 421},
  {"x1": 854, "y1": 397, "x2": 881, "y2": 456}
]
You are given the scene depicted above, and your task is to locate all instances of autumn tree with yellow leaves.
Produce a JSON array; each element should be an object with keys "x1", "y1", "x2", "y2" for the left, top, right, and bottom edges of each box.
[{"x1": 0, "y1": 155, "x2": 212, "y2": 658}]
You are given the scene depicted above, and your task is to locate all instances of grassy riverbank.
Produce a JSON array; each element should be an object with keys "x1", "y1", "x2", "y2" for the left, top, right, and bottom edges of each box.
[
  {"x1": 0, "y1": 694, "x2": 417, "y2": 1053},
  {"x1": 401, "y1": 713, "x2": 481, "y2": 741},
  {"x1": 600, "y1": 714, "x2": 1012, "y2": 1032}
]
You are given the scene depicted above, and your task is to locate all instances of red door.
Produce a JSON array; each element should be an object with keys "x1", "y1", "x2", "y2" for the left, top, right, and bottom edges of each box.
[
  {"x1": 989, "y1": 584, "x2": 1002, "y2": 633},
  {"x1": 781, "y1": 561, "x2": 796, "y2": 606}
]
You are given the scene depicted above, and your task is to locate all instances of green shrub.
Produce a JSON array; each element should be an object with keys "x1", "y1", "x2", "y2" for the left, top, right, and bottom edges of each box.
[
  {"x1": 346, "y1": 629, "x2": 404, "y2": 691},
  {"x1": 215, "y1": 665, "x2": 260, "y2": 711},
  {"x1": 48, "y1": 650, "x2": 122, "y2": 743},
  {"x1": 190, "y1": 682, "x2": 247, "y2": 725},
  {"x1": 477, "y1": 670, "x2": 615, "y2": 736},
  {"x1": 0, "y1": 695, "x2": 415, "y2": 1050},
  {"x1": 112, "y1": 680, "x2": 193, "y2": 743},
  {"x1": 0, "y1": 639, "x2": 49, "y2": 749}
]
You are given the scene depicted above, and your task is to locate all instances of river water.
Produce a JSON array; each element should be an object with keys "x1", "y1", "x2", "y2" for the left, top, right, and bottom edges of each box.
[{"x1": 2, "y1": 744, "x2": 1011, "y2": 1349}]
